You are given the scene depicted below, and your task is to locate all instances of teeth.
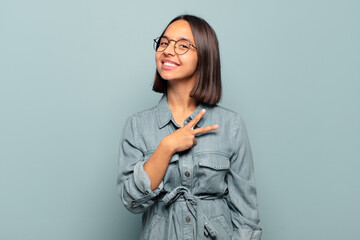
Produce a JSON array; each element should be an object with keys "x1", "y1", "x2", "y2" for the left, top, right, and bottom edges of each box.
[{"x1": 164, "y1": 62, "x2": 177, "y2": 66}]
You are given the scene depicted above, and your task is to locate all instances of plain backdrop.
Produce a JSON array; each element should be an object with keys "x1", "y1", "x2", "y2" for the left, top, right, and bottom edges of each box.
[{"x1": 1, "y1": 0, "x2": 359, "y2": 239}]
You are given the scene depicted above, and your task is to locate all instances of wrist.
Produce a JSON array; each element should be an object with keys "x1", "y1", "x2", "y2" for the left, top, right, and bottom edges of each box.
[{"x1": 160, "y1": 137, "x2": 176, "y2": 156}]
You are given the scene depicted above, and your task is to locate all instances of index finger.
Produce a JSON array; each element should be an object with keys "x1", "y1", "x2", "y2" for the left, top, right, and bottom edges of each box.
[
  {"x1": 187, "y1": 109, "x2": 206, "y2": 129},
  {"x1": 193, "y1": 124, "x2": 219, "y2": 135}
]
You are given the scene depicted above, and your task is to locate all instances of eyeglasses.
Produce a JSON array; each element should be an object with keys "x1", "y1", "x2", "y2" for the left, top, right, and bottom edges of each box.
[{"x1": 153, "y1": 36, "x2": 197, "y2": 55}]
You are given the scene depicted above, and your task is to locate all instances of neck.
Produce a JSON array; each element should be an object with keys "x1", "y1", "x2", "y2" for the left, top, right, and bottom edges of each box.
[{"x1": 166, "y1": 84, "x2": 198, "y2": 114}]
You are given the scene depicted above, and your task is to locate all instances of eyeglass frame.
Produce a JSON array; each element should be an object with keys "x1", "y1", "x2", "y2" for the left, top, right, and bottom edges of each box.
[{"x1": 153, "y1": 36, "x2": 197, "y2": 55}]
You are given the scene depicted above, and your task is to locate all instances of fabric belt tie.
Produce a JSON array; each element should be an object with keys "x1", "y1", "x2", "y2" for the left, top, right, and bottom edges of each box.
[{"x1": 161, "y1": 186, "x2": 228, "y2": 239}]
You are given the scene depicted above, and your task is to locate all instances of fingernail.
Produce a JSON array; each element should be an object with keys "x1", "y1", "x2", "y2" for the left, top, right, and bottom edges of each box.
[{"x1": 202, "y1": 109, "x2": 206, "y2": 113}]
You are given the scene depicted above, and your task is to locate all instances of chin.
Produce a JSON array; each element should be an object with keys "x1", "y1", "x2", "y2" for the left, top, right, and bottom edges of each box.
[
  {"x1": 160, "y1": 76, "x2": 176, "y2": 81},
  {"x1": 159, "y1": 72, "x2": 176, "y2": 81}
]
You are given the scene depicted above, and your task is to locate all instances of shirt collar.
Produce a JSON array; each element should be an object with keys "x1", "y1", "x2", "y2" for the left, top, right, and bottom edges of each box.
[{"x1": 157, "y1": 92, "x2": 209, "y2": 129}]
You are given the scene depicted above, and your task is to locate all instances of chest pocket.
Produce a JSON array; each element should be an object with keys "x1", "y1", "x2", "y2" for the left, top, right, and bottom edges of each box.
[{"x1": 195, "y1": 152, "x2": 230, "y2": 194}]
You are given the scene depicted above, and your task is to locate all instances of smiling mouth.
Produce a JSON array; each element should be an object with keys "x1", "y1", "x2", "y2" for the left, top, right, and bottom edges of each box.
[
  {"x1": 163, "y1": 62, "x2": 177, "y2": 67},
  {"x1": 162, "y1": 61, "x2": 179, "y2": 70}
]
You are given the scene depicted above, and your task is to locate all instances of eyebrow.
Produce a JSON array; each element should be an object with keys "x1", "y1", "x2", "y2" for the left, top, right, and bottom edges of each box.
[{"x1": 162, "y1": 35, "x2": 193, "y2": 43}]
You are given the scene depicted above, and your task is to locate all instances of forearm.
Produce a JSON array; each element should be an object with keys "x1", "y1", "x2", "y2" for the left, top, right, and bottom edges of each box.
[{"x1": 144, "y1": 138, "x2": 175, "y2": 191}]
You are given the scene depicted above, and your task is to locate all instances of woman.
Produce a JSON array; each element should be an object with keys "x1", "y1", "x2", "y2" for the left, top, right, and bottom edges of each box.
[{"x1": 118, "y1": 14, "x2": 262, "y2": 240}]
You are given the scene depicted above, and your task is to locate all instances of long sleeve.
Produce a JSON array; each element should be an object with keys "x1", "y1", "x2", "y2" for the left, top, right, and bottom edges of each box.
[
  {"x1": 117, "y1": 115, "x2": 163, "y2": 214},
  {"x1": 226, "y1": 114, "x2": 263, "y2": 240}
]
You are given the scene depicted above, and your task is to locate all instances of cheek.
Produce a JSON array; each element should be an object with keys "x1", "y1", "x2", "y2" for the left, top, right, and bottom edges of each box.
[
  {"x1": 155, "y1": 53, "x2": 162, "y2": 68},
  {"x1": 189, "y1": 56, "x2": 198, "y2": 71}
]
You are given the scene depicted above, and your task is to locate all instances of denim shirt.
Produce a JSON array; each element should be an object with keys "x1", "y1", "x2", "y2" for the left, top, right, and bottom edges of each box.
[{"x1": 117, "y1": 93, "x2": 262, "y2": 240}]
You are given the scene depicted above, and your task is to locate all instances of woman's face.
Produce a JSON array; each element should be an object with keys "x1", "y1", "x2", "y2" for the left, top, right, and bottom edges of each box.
[{"x1": 155, "y1": 20, "x2": 198, "y2": 83}]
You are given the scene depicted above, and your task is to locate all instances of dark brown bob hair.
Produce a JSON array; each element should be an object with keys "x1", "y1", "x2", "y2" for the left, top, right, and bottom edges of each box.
[{"x1": 152, "y1": 14, "x2": 222, "y2": 105}]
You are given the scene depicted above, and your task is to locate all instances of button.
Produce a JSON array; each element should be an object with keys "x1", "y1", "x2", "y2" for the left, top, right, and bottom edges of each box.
[
  {"x1": 185, "y1": 217, "x2": 191, "y2": 223},
  {"x1": 186, "y1": 117, "x2": 191, "y2": 122},
  {"x1": 185, "y1": 171, "x2": 190, "y2": 177},
  {"x1": 130, "y1": 201, "x2": 136, "y2": 207}
]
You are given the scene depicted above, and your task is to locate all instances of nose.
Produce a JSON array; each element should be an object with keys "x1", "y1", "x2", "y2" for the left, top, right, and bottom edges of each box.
[{"x1": 163, "y1": 40, "x2": 176, "y2": 56}]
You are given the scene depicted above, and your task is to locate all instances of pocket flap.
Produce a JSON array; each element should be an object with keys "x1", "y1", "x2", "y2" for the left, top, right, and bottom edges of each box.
[
  {"x1": 169, "y1": 153, "x2": 179, "y2": 163},
  {"x1": 197, "y1": 153, "x2": 230, "y2": 170}
]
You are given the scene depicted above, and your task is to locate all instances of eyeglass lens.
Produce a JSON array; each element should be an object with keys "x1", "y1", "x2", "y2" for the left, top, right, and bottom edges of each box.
[{"x1": 155, "y1": 37, "x2": 190, "y2": 55}]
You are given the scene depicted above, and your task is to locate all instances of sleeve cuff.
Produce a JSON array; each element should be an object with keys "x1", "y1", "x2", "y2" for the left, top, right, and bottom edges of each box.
[
  {"x1": 133, "y1": 160, "x2": 163, "y2": 195},
  {"x1": 232, "y1": 228, "x2": 262, "y2": 240}
]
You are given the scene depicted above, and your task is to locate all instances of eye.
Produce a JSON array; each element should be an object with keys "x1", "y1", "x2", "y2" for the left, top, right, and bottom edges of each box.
[
  {"x1": 179, "y1": 44, "x2": 189, "y2": 49},
  {"x1": 176, "y1": 40, "x2": 190, "y2": 50},
  {"x1": 159, "y1": 38, "x2": 169, "y2": 46}
]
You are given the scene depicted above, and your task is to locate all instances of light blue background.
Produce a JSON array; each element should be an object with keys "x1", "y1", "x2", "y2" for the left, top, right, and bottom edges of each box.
[{"x1": 1, "y1": 0, "x2": 359, "y2": 239}]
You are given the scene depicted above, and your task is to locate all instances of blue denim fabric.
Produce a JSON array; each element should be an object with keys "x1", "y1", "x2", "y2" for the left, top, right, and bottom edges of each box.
[{"x1": 117, "y1": 93, "x2": 262, "y2": 240}]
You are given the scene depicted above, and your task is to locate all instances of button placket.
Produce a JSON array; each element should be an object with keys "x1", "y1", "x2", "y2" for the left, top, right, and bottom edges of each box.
[
  {"x1": 181, "y1": 201, "x2": 193, "y2": 239},
  {"x1": 180, "y1": 156, "x2": 193, "y2": 187}
]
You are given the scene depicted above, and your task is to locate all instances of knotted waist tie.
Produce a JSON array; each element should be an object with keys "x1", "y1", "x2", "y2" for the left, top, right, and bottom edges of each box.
[{"x1": 159, "y1": 186, "x2": 228, "y2": 239}]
